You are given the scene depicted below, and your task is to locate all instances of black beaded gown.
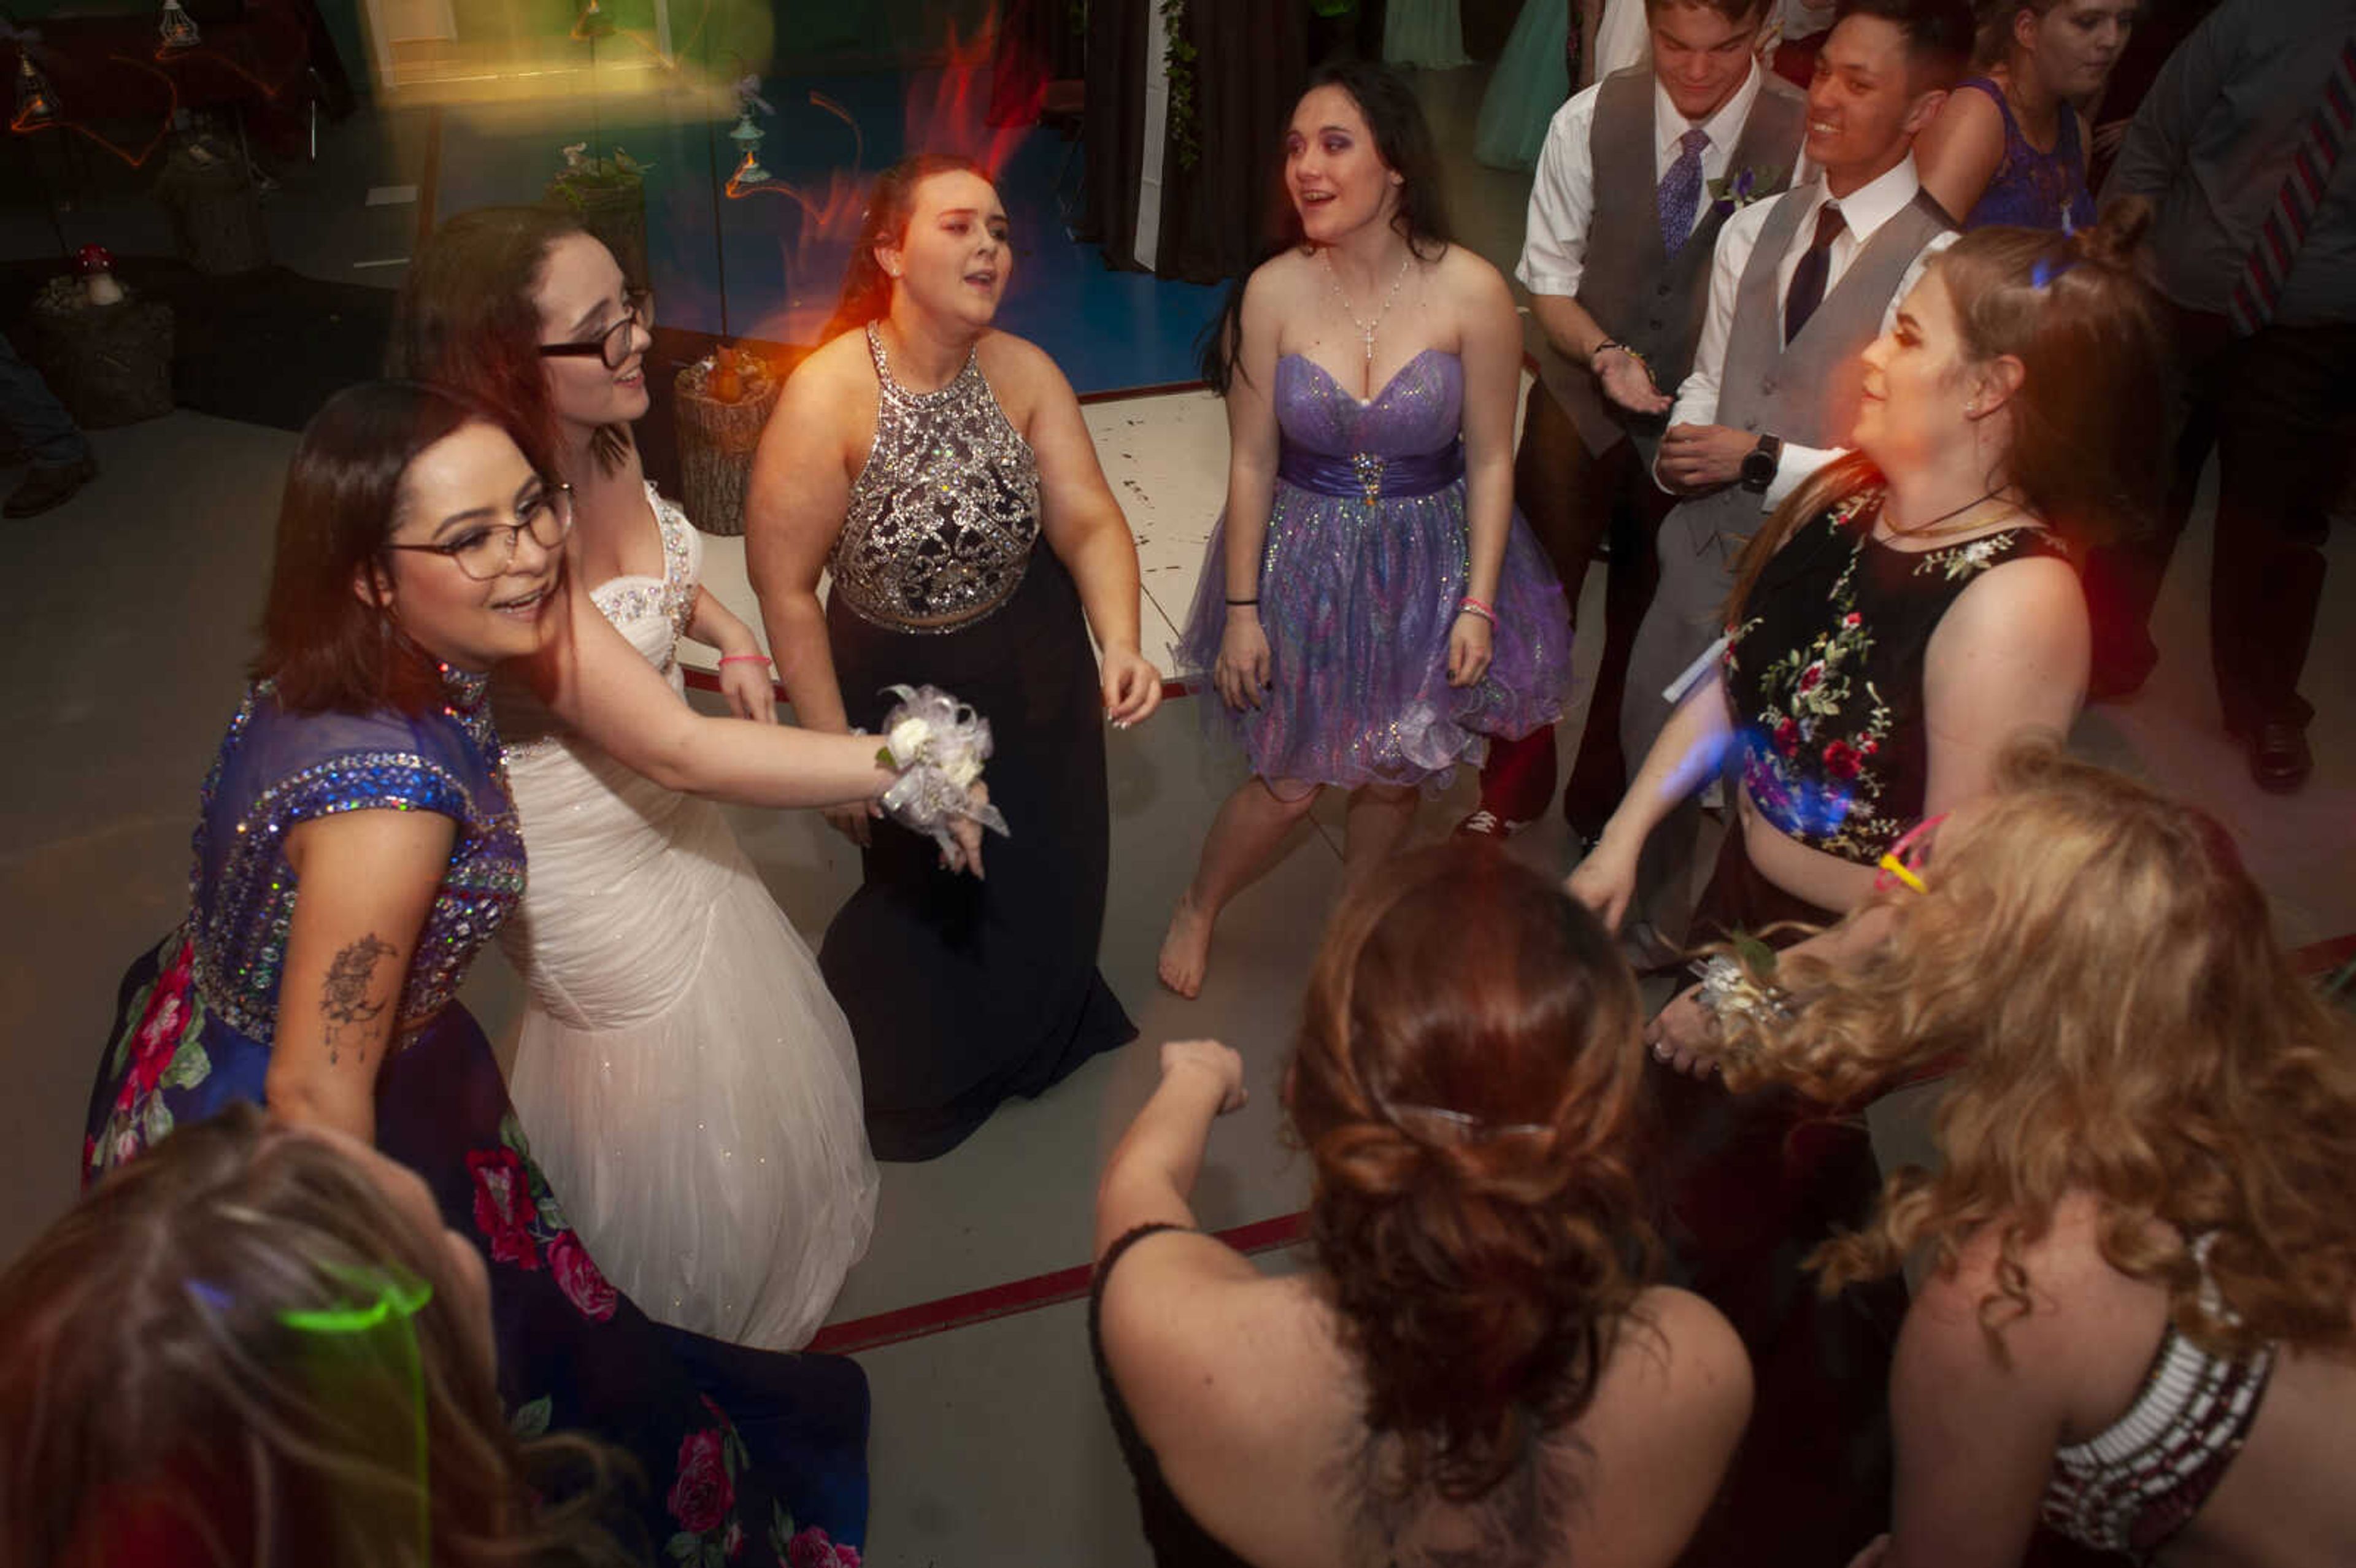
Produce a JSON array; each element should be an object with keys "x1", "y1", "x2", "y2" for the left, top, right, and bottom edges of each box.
[{"x1": 818, "y1": 325, "x2": 1136, "y2": 1161}]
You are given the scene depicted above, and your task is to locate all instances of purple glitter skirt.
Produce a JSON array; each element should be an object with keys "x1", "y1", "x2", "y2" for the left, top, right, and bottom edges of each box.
[{"x1": 1176, "y1": 352, "x2": 1572, "y2": 793}]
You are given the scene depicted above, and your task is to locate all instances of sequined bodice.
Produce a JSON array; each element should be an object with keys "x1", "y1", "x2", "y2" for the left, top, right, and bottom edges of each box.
[
  {"x1": 188, "y1": 675, "x2": 527, "y2": 1043},
  {"x1": 1274, "y1": 349, "x2": 1464, "y2": 461},
  {"x1": 830, "y1": 323, "x2": 1042, "y2": 632}
]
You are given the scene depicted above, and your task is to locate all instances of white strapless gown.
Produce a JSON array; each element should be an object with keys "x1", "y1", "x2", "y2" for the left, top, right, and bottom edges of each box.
[{"x1": 498, "y1": 486, "x2": 877, "y2": 1350}]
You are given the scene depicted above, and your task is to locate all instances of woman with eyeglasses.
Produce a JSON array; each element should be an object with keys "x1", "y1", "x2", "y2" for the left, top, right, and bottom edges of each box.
[
  {"x1": 1705, "y1": 745, "x2": 2356, "y2": 1568},
  {"x1": 1565, "y1": 207, "x2": 2166, "y2": 1564},
  {"x1": 83, "y1": 381, "x2": 990, "y2": 1558},
  {"x1": 388, "y1": 207, "x2": 882, "y2": 1364}
]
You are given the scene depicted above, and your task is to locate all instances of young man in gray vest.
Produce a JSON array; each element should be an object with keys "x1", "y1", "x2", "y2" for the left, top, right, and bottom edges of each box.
[
  {"x1": 1616, "y1": 0, "x2": 1971, "y2": 947},
  {"x1": 1457, "y1": 0, "x2": 1809, "y2": 844}
]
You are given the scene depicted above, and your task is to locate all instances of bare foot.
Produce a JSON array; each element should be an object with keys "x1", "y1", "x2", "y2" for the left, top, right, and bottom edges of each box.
[{"x1": 1157, "y1": 893, "x2": 1216, "y2": 999}]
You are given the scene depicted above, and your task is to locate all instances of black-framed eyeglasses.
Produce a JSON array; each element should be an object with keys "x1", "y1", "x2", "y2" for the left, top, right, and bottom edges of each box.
[
  {"x1": 382, "y1": 482, "x2": 575, "y2": 580},
  {"x1": 536, "y1": 288, "x2": 654, "y2": 371}
]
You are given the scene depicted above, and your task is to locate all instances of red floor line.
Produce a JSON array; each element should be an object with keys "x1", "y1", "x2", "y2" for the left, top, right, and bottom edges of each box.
[
  {"x1": 683, "y1": 667, "x2": 1202, "y2": 704},
  {"x1": 806, "y1": 1210, "x2": 1309, "y2": 1358}
]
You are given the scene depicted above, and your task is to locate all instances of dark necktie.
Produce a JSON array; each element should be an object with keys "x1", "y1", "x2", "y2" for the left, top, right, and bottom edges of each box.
[
  {"x1": 1658, "y1": 127, "x2": 1712, "y2": 258},
  {"x1": 1783, "y1": 200, "x2": 1847, "y2": 345}
]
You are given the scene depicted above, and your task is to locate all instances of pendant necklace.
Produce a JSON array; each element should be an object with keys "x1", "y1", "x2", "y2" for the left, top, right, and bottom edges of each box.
[{"x1": 1320, "y1": 247, "x2": 1415, "y2": 376}]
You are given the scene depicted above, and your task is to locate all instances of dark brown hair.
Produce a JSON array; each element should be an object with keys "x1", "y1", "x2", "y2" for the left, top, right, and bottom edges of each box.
[
  {"x1": 823, "y1": 153, "x2": 993, "y2": 344},
  {"x1": 0, "y1": 1103, "x2": 636, "y2": 1567},
  {"x1": 1834, "y1": 0, "x2": 1977, "y2": 91},
  {"x1": 253, "y1": 380, "x2": 516, "y2": 717},
  {"x1": 387, "y1": 205, "x2": 629, "y2": 479},
  {"x1": 1201, "y1": 58, "x2": 1455, "y2": 394},
  {"x1": 1728, "y1": 199, "x2": 2165, "y2": 620},
  {"x1": 1641, "y1": 0, "x2": 1773, "y2": 24},
  {"x1": 1285, "y1": 842, "x2": 1654, "y2": 1510}
]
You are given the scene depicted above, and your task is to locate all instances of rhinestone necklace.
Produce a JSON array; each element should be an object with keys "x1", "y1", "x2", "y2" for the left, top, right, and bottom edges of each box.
[{"x1": 1319, "y1": 247, "x2": 1415, "y2": 373}]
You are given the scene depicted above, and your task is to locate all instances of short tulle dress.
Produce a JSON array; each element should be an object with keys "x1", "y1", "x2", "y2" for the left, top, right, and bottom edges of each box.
[
  {"x1": 498, "y1": 485, "x2": 877, "y2": 1353},
  {"x1": 1177, "y1": 348, "x2": 1572, "y2": 792},
  {"x1": 84, "y1": 675, "x2": 871, "y2": 1563}
]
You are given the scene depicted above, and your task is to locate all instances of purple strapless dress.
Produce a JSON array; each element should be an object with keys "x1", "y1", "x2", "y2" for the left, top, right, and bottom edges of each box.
[{"x1": 1176, "y1": 348, "x2": 1571, "y2": 792}]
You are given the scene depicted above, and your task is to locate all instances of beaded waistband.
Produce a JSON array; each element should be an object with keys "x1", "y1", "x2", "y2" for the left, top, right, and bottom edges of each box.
[{"x1": 1279, "y1": 440, "x2": 1465, "y2": 505}]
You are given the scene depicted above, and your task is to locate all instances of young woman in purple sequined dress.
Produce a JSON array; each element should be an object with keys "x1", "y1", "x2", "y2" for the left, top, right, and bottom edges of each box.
[
  {"x1": 1157, "y1": 60, "x2": 1573, "y2": 999},
  {"x1": 82, "y1": 383, "x2": 993, "y2": 1560}
]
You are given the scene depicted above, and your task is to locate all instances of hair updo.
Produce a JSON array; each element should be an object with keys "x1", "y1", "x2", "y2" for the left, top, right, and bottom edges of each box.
[
  {"x1": 824, "y1": 152, "x2": 993, "y2": 344},
  {"x1": 1285, "y1": 842, "x2": 1653, "y2": 1508}
]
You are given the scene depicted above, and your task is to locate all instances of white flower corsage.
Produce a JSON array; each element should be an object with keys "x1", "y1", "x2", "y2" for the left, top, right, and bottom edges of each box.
[
  {"x1": 873, "y1": 685, "x2": 1011, "y2": 856},
  {"x1": 1692, "y1": 936, "x2": 1792, "y2": 1029}
]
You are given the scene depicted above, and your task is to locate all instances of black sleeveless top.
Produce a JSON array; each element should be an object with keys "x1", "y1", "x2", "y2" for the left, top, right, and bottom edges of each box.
[
  {"x1": 1722, "y1": 487, "x2": 2071, "y2": 864},
  {"x1": 1090, "y1": 1223, "x2": 1256, "y2": 1567}
]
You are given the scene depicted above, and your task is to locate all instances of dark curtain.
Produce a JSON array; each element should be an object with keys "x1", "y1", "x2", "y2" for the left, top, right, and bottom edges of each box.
[
  {"x1": 988, "y1": 0, "x2": 1088, "y2": 126},
  {"x1": 1081, "y1": 0, "x2": 1308, "y2": 285}
]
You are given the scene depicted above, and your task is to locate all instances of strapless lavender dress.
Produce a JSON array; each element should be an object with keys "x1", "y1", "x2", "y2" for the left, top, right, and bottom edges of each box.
[{"x1": 1177, "y1": 348, "x2": 1571, "y2": 791}]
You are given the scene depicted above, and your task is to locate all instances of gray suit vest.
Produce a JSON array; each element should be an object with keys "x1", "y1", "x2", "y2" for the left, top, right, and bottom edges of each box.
[
  {"x1": 1667, "y1": 185, "x2": 1955, "y2": 561},
  {"x1": 1535, "y1": 66, "x2": 1807, "y2": 458}
]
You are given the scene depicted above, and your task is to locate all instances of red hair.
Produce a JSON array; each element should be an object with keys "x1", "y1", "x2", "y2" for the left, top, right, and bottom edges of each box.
[{"x1": 1285, "y1": 842, "x2": 1654, "y2": 1507}]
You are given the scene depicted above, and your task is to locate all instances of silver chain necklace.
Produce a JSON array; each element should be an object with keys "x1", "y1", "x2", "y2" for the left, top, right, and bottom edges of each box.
[{"x1": 1319, "y1": 247, "x2": 1415, "y2": 372}]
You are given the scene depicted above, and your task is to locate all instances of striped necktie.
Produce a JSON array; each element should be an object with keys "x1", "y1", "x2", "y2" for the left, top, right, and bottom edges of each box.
[{"x1": 2230, "y1": 35, "x2": 2356, "y2": 335}]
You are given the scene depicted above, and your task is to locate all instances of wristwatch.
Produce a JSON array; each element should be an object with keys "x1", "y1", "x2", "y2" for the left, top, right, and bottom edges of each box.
[{"x1": 1739, "y1": 434, "x2": 1783, "y2": 494}]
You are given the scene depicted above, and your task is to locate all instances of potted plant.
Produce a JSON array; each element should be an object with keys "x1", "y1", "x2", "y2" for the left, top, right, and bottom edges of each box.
[{"x1": 545, "y1": 144, "x2": 650, "y2": 291}]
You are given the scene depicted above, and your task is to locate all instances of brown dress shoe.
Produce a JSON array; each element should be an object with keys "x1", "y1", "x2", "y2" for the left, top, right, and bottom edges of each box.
[{"x1": 2250, "y1": 721, "x2": 2312, "y2": 794}]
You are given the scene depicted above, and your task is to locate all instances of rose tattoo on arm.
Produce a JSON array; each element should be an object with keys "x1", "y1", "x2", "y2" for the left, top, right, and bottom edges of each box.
[{"x1": 321, "y1": 932, "x2": 396, "y2": 1067}]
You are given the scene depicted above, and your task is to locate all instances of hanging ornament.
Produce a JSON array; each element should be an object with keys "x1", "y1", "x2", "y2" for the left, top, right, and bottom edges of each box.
[
  {"x1": 723, "y1": 74, "x2": 772, "y2": 193},
  {"x1": 12, "y1": 52, "x2": 61, "y2": 133},
  {"x1": 569, "y1": 0, "x2": 614, "y2": 42},
  {"x1": 157, "y1": 0, "x2": 201, "y2": 55},
  {"x1": 727, "y1": 113, "x2": 769, "y2": 189}
]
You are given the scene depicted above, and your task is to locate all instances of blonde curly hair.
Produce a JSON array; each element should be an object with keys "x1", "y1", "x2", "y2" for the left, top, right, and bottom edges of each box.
[{"x1": 1717, "y1": 745, "x2": 2356, "y2": 1358}]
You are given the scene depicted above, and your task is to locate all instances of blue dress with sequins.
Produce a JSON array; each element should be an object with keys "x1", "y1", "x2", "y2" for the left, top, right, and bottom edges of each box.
[{"x1": 83, "y1": 678, "x2": 871, "y2": 1565}]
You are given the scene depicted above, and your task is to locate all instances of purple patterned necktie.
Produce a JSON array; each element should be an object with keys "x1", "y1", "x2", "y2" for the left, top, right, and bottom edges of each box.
[{"x1": 1658, "y1": 127, "x2": 1712, "y2": 257}]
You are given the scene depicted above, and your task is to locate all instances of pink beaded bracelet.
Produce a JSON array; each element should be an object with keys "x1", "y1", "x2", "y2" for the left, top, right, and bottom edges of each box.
[
  {"x1": 1457, "y1": 596, "x2": 1496, "y2": 624},
  {"x1": 719, "y1": 653, "x2": 772, "y2": 667}
]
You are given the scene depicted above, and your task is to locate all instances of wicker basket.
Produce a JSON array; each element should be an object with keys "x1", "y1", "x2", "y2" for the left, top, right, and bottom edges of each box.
[
  {"x1": 673, "y1": 358, "x2": 780, "y2": 536},
  {"x1": 155, "y1": 144, "x2": 269, "y2": 275},
  {"x1": 28, "y1": 282, "x2": 175, "y2": 428}
]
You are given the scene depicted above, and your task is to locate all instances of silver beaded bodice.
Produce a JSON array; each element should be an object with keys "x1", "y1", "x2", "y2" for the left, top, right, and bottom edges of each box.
[{"x1": 828, "y1": 323, "x2": 1041, "y2": 632}]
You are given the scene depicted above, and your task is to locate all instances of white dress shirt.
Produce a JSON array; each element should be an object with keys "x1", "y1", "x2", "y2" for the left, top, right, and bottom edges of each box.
[
  {"x1": 1517, "y1": 60, "x2": 1771, "y2": 298},
  {"x1": 1664, "y1": 154, "x2": 1957, "y2": 505}
]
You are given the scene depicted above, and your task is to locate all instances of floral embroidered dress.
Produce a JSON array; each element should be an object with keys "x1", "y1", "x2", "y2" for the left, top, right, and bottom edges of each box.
[
  {"x1": 1722, "y1": 486, "x2": 2069, "y2": 863},
  {"x1": 83, "y1": 674, "x2": 868, "y2": 1566}
]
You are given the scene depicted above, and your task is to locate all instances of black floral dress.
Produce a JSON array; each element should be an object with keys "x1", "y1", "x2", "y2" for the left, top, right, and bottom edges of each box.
[
  {"x1": 1725, "y1": 486, "x2": 2069, "y2": 864},
  {"x1": 1655, "y1": 488, "x2": 2072, "y2": 1568}
]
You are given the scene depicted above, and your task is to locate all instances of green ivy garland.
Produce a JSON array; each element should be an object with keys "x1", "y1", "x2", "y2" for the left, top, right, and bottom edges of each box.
[{"x1": 1160, "y1": 0, "x2": 1199, "y2": 171}]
